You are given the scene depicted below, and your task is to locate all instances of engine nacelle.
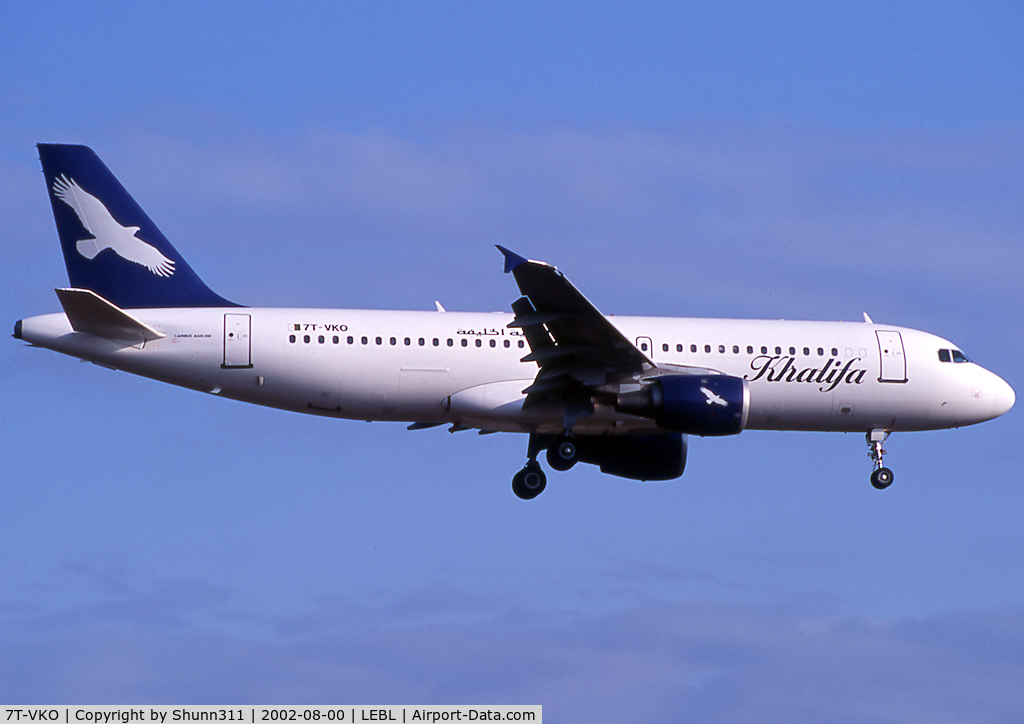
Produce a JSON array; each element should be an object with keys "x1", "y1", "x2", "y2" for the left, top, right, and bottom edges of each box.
[
  {"x1": 539, "y1": 433, "x2": 687, "y2": 481},
  {"x1": 616, "y1": 374, "x2": 749, "y2": 436}
]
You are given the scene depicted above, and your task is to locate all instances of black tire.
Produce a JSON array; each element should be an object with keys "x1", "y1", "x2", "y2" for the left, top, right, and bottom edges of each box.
[
  {"x1": 512, "y1": 462, "x2": 547, "y2": 499},
  {"x1": 871, "y1": 467, "x2": 894, "y2": 490},
  {"x1": 546, "y1": 440, "x2": 578, "y2": 471}
]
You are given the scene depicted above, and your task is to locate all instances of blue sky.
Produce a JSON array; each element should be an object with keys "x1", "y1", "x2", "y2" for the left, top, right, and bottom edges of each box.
[{"x1": 2, "y1": 2, "x2": 1023, "y2": 720}]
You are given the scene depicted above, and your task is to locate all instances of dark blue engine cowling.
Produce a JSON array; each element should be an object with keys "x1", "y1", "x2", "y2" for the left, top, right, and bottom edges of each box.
[
  {"x1": 538, "y1": 433, "x2": 687, "y2": 481},
  {"x1": 617, "y1": 375, "x2": 749, "y2": 436}
]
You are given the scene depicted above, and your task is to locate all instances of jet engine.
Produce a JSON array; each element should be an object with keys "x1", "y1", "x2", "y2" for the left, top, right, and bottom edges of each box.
[
  {"x1": 537, "y1": 433, "x2": 687, "y2": 481},
  {"x1": 616, "y1": 374, "x2": 749, "y2": 436}
]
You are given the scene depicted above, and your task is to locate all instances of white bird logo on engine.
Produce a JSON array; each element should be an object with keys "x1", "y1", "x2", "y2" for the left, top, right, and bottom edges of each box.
[
  {"x1": 701, "y1": 386, "x2": 728, "y2": 406},
  {"x1": 52, "y1": 175, "x2": 176, "y2": 277}
]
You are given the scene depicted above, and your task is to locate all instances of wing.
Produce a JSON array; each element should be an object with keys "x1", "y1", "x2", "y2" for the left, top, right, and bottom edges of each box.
[
  {"x1": 497, "y1": 246, "x2": 653, "y2": 411},
  {"x1": 52, "y1": 175, "x2": 121, "y2": 238}
]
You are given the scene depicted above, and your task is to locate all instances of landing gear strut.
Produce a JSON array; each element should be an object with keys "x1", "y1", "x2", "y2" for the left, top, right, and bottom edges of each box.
[
  {"x1": 511, "y1": 434, "x2": 547, "y2": 499},
  {"x1": 867, "y1": 429, "x2": 894, "y2": 490}
]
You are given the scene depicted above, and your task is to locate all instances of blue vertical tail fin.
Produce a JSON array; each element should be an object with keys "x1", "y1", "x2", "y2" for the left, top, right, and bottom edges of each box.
[{"x1": 38, "y1": 143, "x2": 237, "y2": 309}]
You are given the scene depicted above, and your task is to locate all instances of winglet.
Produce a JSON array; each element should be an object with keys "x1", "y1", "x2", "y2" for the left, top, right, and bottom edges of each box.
[{"x1": 496, "y1": 245, "x2": 529, "y2": 274}]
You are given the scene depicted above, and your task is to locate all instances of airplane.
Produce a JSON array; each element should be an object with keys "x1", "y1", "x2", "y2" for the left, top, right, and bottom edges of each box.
[{"x1": 13, "y1": 144, "x2": 1015, "y2": 499}]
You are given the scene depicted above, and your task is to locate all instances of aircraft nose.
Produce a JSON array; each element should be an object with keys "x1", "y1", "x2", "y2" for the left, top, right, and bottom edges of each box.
[{"x1": 991, "y1": 373, "x2": 1015, "y2": 418}]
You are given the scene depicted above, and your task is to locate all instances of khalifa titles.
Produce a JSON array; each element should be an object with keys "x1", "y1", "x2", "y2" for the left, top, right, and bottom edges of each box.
[{"x1": 745, "y1": 352, "x2": 868, "y2": 392}]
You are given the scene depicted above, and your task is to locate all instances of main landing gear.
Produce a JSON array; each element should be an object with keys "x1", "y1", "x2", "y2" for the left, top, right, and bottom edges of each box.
[
  {"x1": 511, "y1": 433, "x2": 579, "y2": 499},
  {"x1": 867, "y1": 429, "x2": 894, "y2": 490},
  {"x1": 511, "y1": 432, "x2": 548, "y2": 499},
  {"x1": 546, "y1": 436, "x2": 579, "y2": 471},
  {"x1": 511, "y1": 461, "x2": 546, "y2": 500}
]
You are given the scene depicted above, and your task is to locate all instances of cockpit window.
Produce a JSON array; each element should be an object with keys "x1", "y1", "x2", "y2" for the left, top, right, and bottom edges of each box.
[{"x1": 939, "y1": 348, "x2": 970, "y2": 363}]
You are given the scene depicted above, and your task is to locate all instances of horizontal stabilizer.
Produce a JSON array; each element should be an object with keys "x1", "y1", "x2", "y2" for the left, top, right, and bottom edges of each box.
[{"x1": 55, "y1": 288, "x2": 164, "y2": 342}]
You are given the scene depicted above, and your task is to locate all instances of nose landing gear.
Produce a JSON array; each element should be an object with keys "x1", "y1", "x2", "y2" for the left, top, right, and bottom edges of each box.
[{"x1": 867, "y1": 429, "x2": 894, "y2": 490}]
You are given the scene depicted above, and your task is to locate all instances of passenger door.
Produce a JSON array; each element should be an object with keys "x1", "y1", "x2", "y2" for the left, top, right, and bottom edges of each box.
[
  {"x1": 876, "y1": 330, "x2": 907, "y2": 383},
  {"x1": 223, "y1": 313, "x2": 252, "y2": 368}
]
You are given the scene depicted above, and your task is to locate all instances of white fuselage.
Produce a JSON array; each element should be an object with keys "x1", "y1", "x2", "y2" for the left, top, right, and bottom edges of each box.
[{"x1": 17, "y1": 307, "x2": 1015, "y2": 436}]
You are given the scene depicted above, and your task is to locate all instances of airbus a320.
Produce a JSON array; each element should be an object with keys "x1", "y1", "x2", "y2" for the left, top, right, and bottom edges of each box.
[{"x1": 14, "y1": 145, "x2": 1015, "y2": 498}]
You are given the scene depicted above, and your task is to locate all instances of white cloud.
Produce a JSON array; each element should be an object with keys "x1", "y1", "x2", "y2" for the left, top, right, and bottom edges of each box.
[
  {"x1": 82, "y1": 120, "x2": 1021, "y2": 318},
  {"x1": 3, "y1": 582, "x2": 1022, "y2": 723}
]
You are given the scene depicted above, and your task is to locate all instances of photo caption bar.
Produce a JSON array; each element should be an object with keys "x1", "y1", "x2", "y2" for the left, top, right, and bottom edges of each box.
[{"x1": 1, "y1": 707, "x2": 540, "y2": 724}]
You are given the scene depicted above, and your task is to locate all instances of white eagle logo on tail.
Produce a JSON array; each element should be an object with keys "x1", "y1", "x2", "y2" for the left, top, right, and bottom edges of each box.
[{"x1": 52, "y1": 175, "x2": 175, "y2": 277}]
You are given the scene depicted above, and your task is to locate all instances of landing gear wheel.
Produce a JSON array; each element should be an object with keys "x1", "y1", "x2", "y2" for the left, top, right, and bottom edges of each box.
[
  {"x1": 546, "y1": 438, "x2": 578, "y2": 471},
  {"x1": 866, "y1": 429, "x2": 894, "y2": 490},
  {"x1": 870, "y1": 467, "x2": 894, "y2": 490},
  {"x1": 512, "y1": 461, "x2": 547, "y2": 499}
]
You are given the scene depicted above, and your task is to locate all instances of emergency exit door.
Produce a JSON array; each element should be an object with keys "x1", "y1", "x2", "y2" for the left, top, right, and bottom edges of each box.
[{"x1": 223, "y1": 313, "x2": 252, "y2": 368}]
